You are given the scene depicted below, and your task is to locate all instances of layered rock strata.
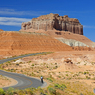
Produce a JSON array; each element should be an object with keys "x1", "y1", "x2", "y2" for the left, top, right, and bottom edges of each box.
[
  {"x1": 55, "y1": 38, "x2": 89, "y2": 47},
  {"x1": 21, "y1": 13, "x2": 83, "y2": 35},
  {"x1": 0, "y1": 31, "x2": 73, "y2": 56}
]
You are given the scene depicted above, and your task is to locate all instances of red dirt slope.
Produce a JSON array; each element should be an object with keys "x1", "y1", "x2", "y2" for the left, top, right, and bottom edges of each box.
[
  {"x1": 21, "y1": 29, "x2": 94, "y2": 47},
  {"x1": 0, "y1": 31, "x2": 72, "y2": 56}
]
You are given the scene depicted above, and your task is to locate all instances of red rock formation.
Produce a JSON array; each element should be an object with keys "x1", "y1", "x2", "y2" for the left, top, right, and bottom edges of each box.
[{"x1": 21, "y1": 13, "x2": 83, "y2": 35}]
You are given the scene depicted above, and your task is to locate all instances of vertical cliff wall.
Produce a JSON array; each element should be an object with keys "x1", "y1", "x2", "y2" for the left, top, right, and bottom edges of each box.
[{"x1": 21, "y1": 13, "x2": 83, "y2": 35}]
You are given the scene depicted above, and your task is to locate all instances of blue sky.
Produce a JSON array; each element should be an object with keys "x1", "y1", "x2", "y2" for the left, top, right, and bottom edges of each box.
[{"x1": 0, "y1": 0, "x2": 95, "y2": 42}]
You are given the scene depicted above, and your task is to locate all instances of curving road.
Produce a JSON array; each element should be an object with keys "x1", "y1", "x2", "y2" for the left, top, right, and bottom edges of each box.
[{"x1": 0, "y1": 52, "x2": 47, "y2": 90}]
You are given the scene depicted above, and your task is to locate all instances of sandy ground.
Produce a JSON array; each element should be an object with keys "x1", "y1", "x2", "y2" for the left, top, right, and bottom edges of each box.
[
  {"x1": 1, "y1": 51, "x2": 95, "y2": 94},
  {"x1": 21, "y1": 51, "x2": 95, "y2": 88},
  {"x1": 0, "y1": 75, "x2": 17, "y2": 88}
]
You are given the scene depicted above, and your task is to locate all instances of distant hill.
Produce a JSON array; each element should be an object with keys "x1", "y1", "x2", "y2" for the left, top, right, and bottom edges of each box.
[{"x1": 0, "y1": 29, "x2": 4, "y2": 31}]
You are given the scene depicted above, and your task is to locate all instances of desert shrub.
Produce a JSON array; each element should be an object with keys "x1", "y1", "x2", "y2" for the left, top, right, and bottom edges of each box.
[
  {"x1": 48, "y1": 87, "x2": 56, "y2": 95},
  {"x1": 53, "y1": 66, "x2": 58, "y2": 69},
  {"x1": 86, "y1": 72, "x2": 89, "y2": 74},
  {"x1": 0, "y1": 88, "x2": 5, "y2": 95},
  {"x1": 43, "y1": 63, "x2": 46, "y2": 65},
  {"x1": 6, "y1": 64, "x2": 8, "y2": 66},
  {"x1": 77, "y1": 62, "x2": 80, "y2": 64},
  {"x1": 0, "y1": 64, "x2": 2, "y2": 68},
  {"x1": 54, "y1": 83, "x2": 66, "y2": 91},
  {"x1": 32, "y1": 64, "x2": 34, "y2": 66},
  {"x1": 84, "y1": 71, "x2": 89, "y2": 75},
  {"x1": 17, "y1": 90, "x2": 25, "y2": 95},
  {"x1": 37, "y1": 87, "x2": 45, "y2": 95},
  {"x1": 47, "y1": 78, "x2": 53, "y2": 82},
  {"x1": 16, "y1": 63, "x2": 19, "y2": 66},
  {"x1": 65, "y1": 74, "x2": 68, "y2": 76},
  {"x1": 67, "y1": 77, "x2": 71, "y2": 80},
  {"x1": 21, "y1": 70, "x2": 23, "y2": 72},
  {"x1": 28, "y1": 61, "x2": 31, "y2": 63},
  {"x1": 50, "y1": 74, "x2": 53, "y2": 78},
  {"x1": 84, "y1": 72, "x2": 87, "y2": 75},
  {"x1": 8, "y1": 61, "x2": 10, "y2": 63},
  {"x1": 10, "y1": 69, "x2": 15, "y2": 72},
  {"x1": 55, "y1": 63, "x2": 57, "y2": 65},
  {"x1": 58, "y1": 76, "x2": 61, "y2": 78},
  {"x1": 86, "y1": 76, "x2": 90, "y2": 79},
  {"x1": 47, "y1": 66, "x2": 48, "y2": 68},
  {"x1": 13, "y1": 59, "x2": 16, "y2": 62},
  {"x1": 5, "y1": 87, "x2": 14, "y2": 95}
]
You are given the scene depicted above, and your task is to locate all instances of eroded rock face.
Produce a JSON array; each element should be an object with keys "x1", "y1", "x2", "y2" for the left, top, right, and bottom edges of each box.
[
  {"x1": 21, "y1": 13, "x2": 83, "y2": 35},
  {"x1": 55, "y1": 38, "x2": 89, "y2": 47}
]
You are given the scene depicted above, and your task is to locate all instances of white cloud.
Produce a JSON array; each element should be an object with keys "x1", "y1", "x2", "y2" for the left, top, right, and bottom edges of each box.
[
  {"x1": 0, "y1": 17, "x2": 31, "y2": 26},
  {"x1": 0, "y1": 8, "x2": 46, "y2": 16},
  {"x1": 83, "y1": 25, "x2": 95, "y2": 29},
  {"x1": 0, "y1": 22, "x2": 21, "y2": 26}
]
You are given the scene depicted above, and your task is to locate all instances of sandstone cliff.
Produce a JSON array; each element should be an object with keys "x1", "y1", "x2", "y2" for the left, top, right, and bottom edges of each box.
[{"x1": 21, "y1": 13, "x2": 83, "y2": 35}]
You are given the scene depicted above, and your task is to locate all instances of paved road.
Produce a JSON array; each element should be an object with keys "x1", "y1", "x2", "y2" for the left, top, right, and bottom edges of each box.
[{"x1": 0, "y1": 52, "x2": 47, "y2": 90}]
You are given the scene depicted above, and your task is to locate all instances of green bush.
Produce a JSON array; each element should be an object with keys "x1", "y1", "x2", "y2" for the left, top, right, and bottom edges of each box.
[
  {"x1": 86, "y1": 76, "x2": 90, "y2": 79},
  {"x1": 0, "y1": 88, "x2": 5, "y2": 95},
  {"x1": 66, "y1": 74, "x2": 68, "y2": 76},
  {"x1": 8, "y1": 61, "x2": 10, "y2": 63},
  {"x1": 53, "y1": 66, "x2": 58, "y2": 69},
  {"x1": 47, "y1": 78, "x2": 53, "y2": 82},
  {"x1": 84, "y1": 72, "x2": 86, "y2": 75},
  {"x1": 32, "y1": 64, "x2": 34, "y2": 66},
  {"x1": 48, "y1": 87, "x2": 56, "y2": 95},
  {"x1": 28, "y1": 61, "x2": 31, "y2": 63},
  {"x1": 5, "y1": 87, "x2": 14, "y2": 95},
  {"x1": 54, "y1": 83, "x2": 66, "y2": 91},
  {"x1": 17, "y1": 90, "x2": 25, "y2": 95},
  {"x1": 55, "y1": 63, "x2": 57, "y2": 65}
]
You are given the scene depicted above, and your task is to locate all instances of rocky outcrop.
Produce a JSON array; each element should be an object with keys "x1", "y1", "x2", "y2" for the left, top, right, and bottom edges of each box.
[
  {"x1": 21, "y1": 13, "x2": 83, "y2": 35},
  {"x1": 55, "y1": 37, "x2": 93, "y2": 51},
  {"x1": 55, "y1": 37, "x2": 89, "y2": 47}
]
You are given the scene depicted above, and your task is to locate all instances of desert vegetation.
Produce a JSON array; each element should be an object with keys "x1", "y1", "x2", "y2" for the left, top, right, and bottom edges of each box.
[{"x1": 0, "y1": 52, "x2": 95, "y2": 95}]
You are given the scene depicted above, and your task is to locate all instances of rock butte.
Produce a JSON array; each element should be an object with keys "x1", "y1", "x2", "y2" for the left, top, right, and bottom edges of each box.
[
  {"x1": 21, "y1": 13, "x2": 83, "y2": 35},
  {"x1": 20, "y1": 13, "x2": 95, "y2": 48}
]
